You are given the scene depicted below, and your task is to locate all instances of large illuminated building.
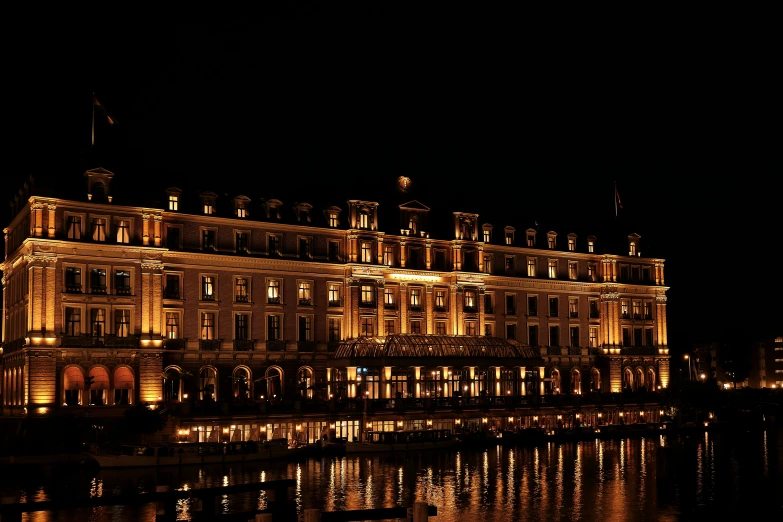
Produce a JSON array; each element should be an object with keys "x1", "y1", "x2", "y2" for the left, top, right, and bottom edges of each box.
[{"x1": 1, "y1": 170, "x2": 670, "y2": 441}]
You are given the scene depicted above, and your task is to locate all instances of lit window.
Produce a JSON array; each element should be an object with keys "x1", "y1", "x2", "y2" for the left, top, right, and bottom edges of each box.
[
  {"x1": 483, "y1": 255, "x2": 492, "y2": 273},
  {"x1": 568, "y1": 261, "x2": 577, "y2": 280},
  {"x1": 383, "y1": 246, "x2": 394, "y2": 266},
  {"x1": 408, "y1": 215, "x2": 418, "y2": 234},
  {"x1": 201, "y1": 312, "x2": 216, "y2": 340},
  {"x1": 361, "y1": 242, "x2": 373, "y2": 263},
  {"x1": 505, "y1": 233, "x2": 513, "y2": 245},
  {"x1": 115, "y1": 309, "x2": 130, "y2": 337},
  {"x1": 569, "y1": 297, "x2": 579, "y2": 318},
  {"x1": 328, "y1": 284, "x2": 340, "y2": 306},
  {"x1": 588, "y1": 239, "x2": 595, "y2": 253},
  {"x1": 65, "y1": 307, "x2": 81, "y2": 336},
  {"x1": 236, "y1": 207, "x2": 246, "y2": 218},
  {"x1": 621, "y1": 300, "x2": 629, "y2": 318},
  {"x1": 589, "y1": 326, "x2": 598, "y2": 348},
  {"x1": 526, "y1": 232, "x2": 535, "y2": 247},
  {"x1": 359, "y1": 211, "x2": 369, "y2": 229},
  {"x1": 629, "y1": 242, "x2": 637, "y2": 256},
  {"x1": 91, "y1": 218, "x2": 106, "y2": 242},
  {"x1": 568, "y1": 237, "x2": 575, "y2": 251},
  {"x1": 168, "y1": 195, "x2": 178, "y2": 211},
  {"x1": 298, "y1": 281, "x2": 312, "y2": 304},
  {"x1": 204, "y1": 203, "x2": 213, "y2": 215},
  {"x1": 464, "y1": 290, "x2": 476, "y2": 309},
  {"x1": 116, "y1": 220, "x2": 130, "y2": 244},
  {"x1": 548, "y1": 259, "x2": 557, "y2": 278},
  {"x1": 548, "y1": 236, "x2": 556, "y2": 249},
  {"x1": 361, "y1": 285, "x2": 374, "y2": 304},
  {"x1": 410, "y1": 288, "x2": 421, "y2": 308},
  {"x1": 329, "y1": 213, "x2": 339, "y2": 227},
  {"x1": 465, "y1": 322, "x2": 477, "y2": 336},
  {"x1": 527, "y1": 258, "x2": 536, "y2": 277},
  {"x1": 235, "y1": 277, "x2": 248, "y2": 302},
  {"x1": 67, "y1": 216, "x2": 81, "y2": 239},
  {"x1": 588, "y1": 263, "x2": 597, "y2": 282},
  {"x1": 166, "y1": 312, "x2": 179, "y2": 339},
  {"x1": 435, "y1": 290, "x2": 445, "y2": 309},
  {"x1": 483, "y1": 230, "x2": 491, "y2": 242},
  {"x1": 267, "y1": 280, "x2": 280, "y2": 304},
  {"x1": 202, "y1": 276, "x2": 215, "y2": 300},
  {"x1": 384, "y1": 288, "x2": 394, "y2": 306}
]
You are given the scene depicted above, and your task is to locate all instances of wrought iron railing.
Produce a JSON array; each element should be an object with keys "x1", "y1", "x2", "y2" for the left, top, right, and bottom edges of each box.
[
  {"x1": 163, "y1": 338, "x2": 187, "y2": 350},
  {"x1": 297, "y1": 340, "x2": 316, "y2": 352},
  {"x1": 234, "y1": 339, "x2": 255, "y2": 351},
  {"x1": 199, "y1": 339, "x2": 221, "y2": 351},
  {"x1": 266, "y1": 339, "x2": 286, "y2": 352}
]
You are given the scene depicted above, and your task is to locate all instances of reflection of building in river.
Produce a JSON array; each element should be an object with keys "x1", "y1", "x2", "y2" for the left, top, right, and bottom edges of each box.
[{"x1": 1, "y1": 171, "x2": 670, "y2": 442}]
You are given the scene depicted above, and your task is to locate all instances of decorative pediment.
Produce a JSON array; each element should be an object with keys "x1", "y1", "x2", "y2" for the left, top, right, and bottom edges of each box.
[{"x1": 399, "y1": 200, "x2": 430, "y2": 211}]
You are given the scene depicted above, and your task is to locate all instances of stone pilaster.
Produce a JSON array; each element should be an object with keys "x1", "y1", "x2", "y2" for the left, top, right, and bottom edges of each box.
[{"x1": 399, "y1": 283, "x2": 408, "y2": 333}]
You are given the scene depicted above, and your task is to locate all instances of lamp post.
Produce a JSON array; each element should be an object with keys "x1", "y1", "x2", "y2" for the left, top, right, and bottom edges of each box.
[
  {"x1": 684, "y1": 354, "x2": 691, "y2": 381},
  {"x1": 700, "y1": 373, "x2": 706, "y2": 383}
]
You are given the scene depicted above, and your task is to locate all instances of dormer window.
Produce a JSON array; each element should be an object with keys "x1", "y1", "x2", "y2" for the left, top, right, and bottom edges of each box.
[
  {"x1": 295, "y1": 202, "x2": 313, "y2": 223},
  {"x1": 236, "y1": 208, "x2": 246, "y2": 218},
  {"x1": 628, "y1": 234, "x2": 641, "y2": 256},
  {"x1": 409, "y1": 215, "x2": 418, "y2": 235},
  {"x1": 359, "y1": 210, "x2": 370, "y2": 229},
  {"x1": 547, "y1": 232, "x2": 557, "y2": 249},
  {"x1": 482, "y1": 224, "x2": 492, "y2": 243},
  {"x1": 234, "y1": 195, "x2": 250, "y2": 218},
  {"x1": 587, "y1": 236, "x2": 596, "y2": 253},
  {"x1": 200, "y1": 192, "x2": 217, "y2": 215},
  {"x1": 567, "y1": 234, "x2": 576, "y2": 252},
  {"x1": 526, "y1": 229, "x2": 536, "y2": 247},
  {"x1": 169, "y1": 195, "x2": 178, "y2": 211},
  {"x1": 325, "y1": 206, "x2": 341, "y2": 228},
  {"x1": 629, "y1": 242, "x2": 637, "y2": 256},
  {"x1": 264, "y1": 199, "x2": 283, "y2": 220},
  {"x1": 505, "y1": 226, "x2": 515, "y2": 245}
]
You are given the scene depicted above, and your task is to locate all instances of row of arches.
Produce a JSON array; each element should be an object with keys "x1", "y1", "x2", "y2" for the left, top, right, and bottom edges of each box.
[
  {"x1": 548, "y1": 366, "x2": 657, "y2": 394},
  {"x1": 62, "y1": 364, "x2": 135, "y2": 406},
  {"x1": 161, "y1": 365, "x2": 315, "y2": 402}
]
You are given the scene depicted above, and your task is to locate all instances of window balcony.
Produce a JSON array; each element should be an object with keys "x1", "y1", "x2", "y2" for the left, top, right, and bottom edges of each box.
[
  {"x1": 569, "y1": 312, "x2": 579, "y2": 318},
  {"x1": 233, "y1": 339, "x2": 255, "y2": 351},
  {"x1": 165, "y1": 289, "x2": 181, "y2": 299},
  {"x1": 266, "y1": 339, "x2": 286, "y2": 352},
  {"x1": 633, "y1": 314, "x2": 642, "y2": 320},
  {"x1": 463, "y1": 306, "x2": 478, "y2": 313},
  {"x1": 199, "y1": 339, "x2": 221, "y2": 351},
  {"x1": 298, "y1": 298, "x2": 312, "y2": 306},
  {"x1": 65, "y1": 284, "x2": 82, "y2": 294},
  {"x1": 297, "y1": 340, "x2": 316, "y2": 352},
  {"x1": 163, "y1": 338, "x2": 186, "y2": 350},
  {"x1": 621, "y1": 313, "x2": 630, "y2": 319},
  {"x1": 202, "y1": 294, "x2": 215, "y2": 301},
  {"x1": 434, "y1": 305, "x2": 447, "y2": 313},
  {"x1": 116, "y1": 287, "x2": 132, "y2": 296},
  {"x1": 104, "y1": 334, "x2": 140, "y2": 348},
  {"x1": 267, "y1": 297, "x2": 281, "y2": 305},
  {"x1": 91, "y1": 286, "x2": 107, "y2": 295},
  {"x1": 644, "y1": 314, "x2": 653, "y2": 320},
  {"x1": 589, "y1": 312, "x2": 600, "y2": 319},
  {"x1": 329, "y1": 300, "x2": 342, "y2": 307},
  {"x1": 235, "y1": 295, "x2": 249, "y2": 303},
  {"x1": 384, "y1": 303, "x2": 397, "y2": 310},
  {"x1": 409, "y1": 305, "x2": 422, "y2": 312},
  {"x1": 506, "y1": 308, "x2": 516, "y2": 316},
  {"x1": 60, "y1": 334, "x2": 138, "y2": 348}
]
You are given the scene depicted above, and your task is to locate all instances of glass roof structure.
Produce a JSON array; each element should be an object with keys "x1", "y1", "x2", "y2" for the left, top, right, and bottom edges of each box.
[{"x1": 332, "y1": 335, "x2": 542, "y2": 361}]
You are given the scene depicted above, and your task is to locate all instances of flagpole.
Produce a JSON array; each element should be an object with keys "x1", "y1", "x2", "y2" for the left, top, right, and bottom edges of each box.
[{"x1": 91, "y1": 92, "x2": 95, "y2": 147}]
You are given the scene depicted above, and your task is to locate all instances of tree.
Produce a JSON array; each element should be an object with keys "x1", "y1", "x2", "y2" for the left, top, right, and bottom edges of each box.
[{"x1": 121, "y1": 403, "x2": 169, "y2": 436}]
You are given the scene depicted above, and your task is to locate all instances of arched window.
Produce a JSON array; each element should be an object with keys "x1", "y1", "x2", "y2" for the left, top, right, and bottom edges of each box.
[
  {"x1": 162, "y1": 366, "x2": 183, "y2": 402},
  {"x1": 63, "y1": 365, "x2": 85, "y2": 406},
  {"x1": 571, "y1": 369, "x2": 582, "y2": 395},
  {"x1": 623, "y1": 368, "x2": 634, "y2": 391},
  {"x1": 297, "y1": 367, "x2": 313, "y2": 399},
  {"x1": 233, "y1": 367, "x2": 251, "y2": 400},
  {"x1": 646, "y1": 368, "x2": 656, "y2": 391},
  {"x1": 551, "y1": 369, "x2": 561, "y2": 394},
  {"x1": 113, "y1": 366, "x2": 134, "y2": 405},
  {"x1": 88, "y1": 366, "x2": 110, "y2": 406},
  {"x1": 199, "y1": 367, "x2": 218, "y2": 401},
  {"x1": 590, "y1": 368, "x2": 601, "y2": 393},
  {"x1": 265, "y1": 366, "x2": 284, "y2": 399},
  {"x1": 635, "y1": 368, "x2": 645, "y2": 391}
]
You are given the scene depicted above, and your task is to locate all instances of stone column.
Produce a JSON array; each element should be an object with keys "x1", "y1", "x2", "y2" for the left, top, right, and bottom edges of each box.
[
  {"x1": 400, "y1": 239, "x2": 407, "y2": 268},
  {"x1": 347, "y1": 278, "x2": 359, "y2": 338},
  {"x1": 452, "y1": 242, "x2": 462, "y2": 271},
  {"x1": 376, "y1": 281, "x2": 385, "y2": 336},
  {"x1": 425, "y1": 285, "x2": 434, "y2": 334},
  {"x1": 478, "y1": 287, "x2": 485, "y2": 335},
  {"x1": 656, "y1": 295, "x2": 668, "y2": 348},
  {"x1": 47, "y1": 204, "x2": 56, "y2": 238},
  {"x1": 456, "y1": 285, "x2": 464, "y2": 335},
  {"x1": 450, "y1": 284, "x2": 459, "y2": 335},
  {"x1": 153, "y1": 215, "x2": 162, "y2": 247},
  {"x1": 399, "y1": 283, "x2": 408, "y2": 334},
  {"x1": 425, "y1": 239, "x2": 432, "y2": 270},
  {"x1": 31, "y1": 203, "x2": 43, "y2": 237}
]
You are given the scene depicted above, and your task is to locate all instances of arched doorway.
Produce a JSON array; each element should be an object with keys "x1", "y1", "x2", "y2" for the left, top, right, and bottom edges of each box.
[
  {"x1": 265, "y1": 366, "x2": 283, "y2": 399},
  {"x1": 571, "y1": 369, "x2": 582, "y2": 395},
  {"x1": 551, "y1": 368, "x2": 561, "y2": 394},
  {"x1": 88, "y1": 366, "x2": 110, "y2": 406},
  {"x1": 623, "y1": 368, "x2": 634, "y2": 391},
  {"x1": 232, "y1": 366, "x2": 251, "y2": 400},
  {"x1": 162, "y1": 366, "x2": 183, "y2": 402},
  {"x1": 297, "y1": 367, "x2": 314, "y2": 399},
  {"x1": 199, "y1": 367, "x2": 218, "y2": 401},
  {"x1": 635, "y1": 367, "x2": 645, "y2": 391},
  {"x1": 590, "y1": 368, "x2": 601, "y2": 393},
  {"x1": 113, "y1": 366, "x2": 134, "y2": 405},
  {"x1": 646, "y1": 368, "x2": 656, "y2": 391},
  {"x1": 63, "y1": 366, "x2": 84, "y2": 406}
]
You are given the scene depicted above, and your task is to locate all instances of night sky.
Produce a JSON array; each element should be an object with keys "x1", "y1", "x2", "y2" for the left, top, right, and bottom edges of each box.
[{"x1": 5, "y1": 21, "x2": 780, "y2": 354}]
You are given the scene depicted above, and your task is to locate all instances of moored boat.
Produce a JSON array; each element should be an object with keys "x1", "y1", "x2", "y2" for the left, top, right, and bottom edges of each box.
[{"x1": 83, "y1": 438, "x2": 305, "y2": 468}]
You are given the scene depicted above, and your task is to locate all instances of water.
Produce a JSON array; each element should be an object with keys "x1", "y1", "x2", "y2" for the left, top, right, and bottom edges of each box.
[{"x1": 2, "y1": 429, "x2": 782, "y2": 521}]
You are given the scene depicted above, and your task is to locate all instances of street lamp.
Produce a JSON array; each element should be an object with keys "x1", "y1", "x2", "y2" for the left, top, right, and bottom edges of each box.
[
  {"x1": 684, "y1": 354, "x2": 692, "y2": 381},
  {"x1": 700, "y1": 373, "x2": 706, "y2": 383}
]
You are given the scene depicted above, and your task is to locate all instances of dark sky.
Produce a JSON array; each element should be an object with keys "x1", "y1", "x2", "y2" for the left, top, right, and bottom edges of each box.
[{"x1": 5, "y1": 21, "x2": 781, "y2": 350}]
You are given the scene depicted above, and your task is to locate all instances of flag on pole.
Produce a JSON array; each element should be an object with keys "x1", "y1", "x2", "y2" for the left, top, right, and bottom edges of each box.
[
  {"x1": 614, "y1": 181, "x2": 623, "y2": 217},
  {"x1": 92, "y1": 93, "x2": 117, "y2": 146}
]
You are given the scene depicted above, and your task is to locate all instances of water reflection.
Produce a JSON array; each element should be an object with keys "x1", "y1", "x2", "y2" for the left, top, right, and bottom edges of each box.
[{"x1": 3, "y1": 429, "x2": 781, "y2": 521}]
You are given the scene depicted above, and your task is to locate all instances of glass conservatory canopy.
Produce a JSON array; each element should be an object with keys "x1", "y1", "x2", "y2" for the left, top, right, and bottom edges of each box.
[{"x1": 331, "y1": 335, "x2": 542, "y2": 363}]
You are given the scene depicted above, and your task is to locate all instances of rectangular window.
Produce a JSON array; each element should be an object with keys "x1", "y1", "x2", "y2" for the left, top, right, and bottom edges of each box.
[
  {"x1": 168, "y1": 195, "x2": 178, "y2": 211},
  {"x1": 483, "y1": 230, "x2": 491, "y2": 242},
  {"x1": 435, "y1": 250, "x2": 446, "y2": 271},
  {"x1": 483, "y1": 293, "x2": 493, "y2": 314},
  {"x1": 328, "y1": 318, "x2": 341, "y2": 341},
  {"x1": 634, "y1": 327, "x2": 643, "y2": 346},
  {"x1": 621, "y1": 300, "x2": 629, "y2": 319},
  {"x1": 644, "y1": 301, "x2": 653, "y2": 320},
  {"x1": 361, "y1": 285, "x2": 374, "y2": 305},
  {"x1": 298, "y1": 316, "x2": 312, "y2": 341},
  {"x1": 361, "y1": 317, "x2": 374, "y2": 336},
  {"x1": 645, "y1": 328, "x2": 654, "y2": 346},
  {"x1": 166, "y1": 312, "x2": 179, "y2": 339},
  {"x1": 361, "y1": 242, "x2": 373, "y2": 263},
  {"x1": 588, "y1": 263, "x2": 597, "y2": 282},
  {"x1": 299, "y1": 238, "x2": 311, "y2": 259},
  {"x1": 202, "y1": 275, "x2": 216, "y2": 300},
  {"x1": 548, "y1": 236, "x2": 555, "y2": 249},
  {"x1": 642, "y1": 266, "x2": 651, "y2": 282},
  {"x1": 588, "y1": 240, "x2": 595, "y2": 253},
  {"x1": 410, "y1": 320, "x2": 422, "y2": 334},
  {"x1": 570, "y1": 326, "x2": 580, "y2": 347},
  {"x1": 622, "y1": 327, "x2": 631, "y2": 347},
  {"x1": 410, "y1": 287, "x2": 421, "y2": 308},
  {"x1": 115, "y1": 270, "x2": 131, "y2": 295},
  {"x1": 236, "y1": 232, "x2": 248, "y2": 253},
  {"x1": 506, "y1": 294, "x2": 516, "y2": 315},
  {"x1": 116, "y1": 220, "x2": 130, "y2": 244},
  {"x1": 67, "y1": 216, "x2": 81, "y2": 239},
  {"x1": 383, "y1": 287, "x2": 395, "y2": 308},
  {"x1": 385, "y1": 319, "x2": 396, "y2": 335},
  {"x1": 267, "y1": 280, "x2": 280, "y2": 304},
  {"x1": 383, "y1": 245, "x2": 394, "y2": 266},
  {"x1": 528, "y1": 324, "x2": 539, "y2": 346},
  {"x1": 165, "y1": 274, "x2": 181, "y2": 299},
  {"x1": 465, "y1": 321, "x2": 477, "y2": 336},
  {"x1": 527, "y1": 233, "x2": 535, "y2": 247},
  {"x1": 201, "y1": 312, "x2": 216, "y2": 340},
  {"x1": 115, "y1": 309, "x2": 130, "y2": 337},
  {"x1": 203, "y1": 229, "x2": 216, "y2": 250},
  {"x1": 236, "y1": 207, "x2": 247, "y2": 218},
  {"x1": 528, "y1": 295, "x2": 538, "y2": 316},
  {"x1": 505, "y1": 233, "x2": 513, "y2": 245},
  {"x1": 632, "y1": 300, "x2": 641, "y2": 319},
  {"x1": 65, "y1": 267, "x2": 81, "y2": 292},
  {"x1": 436, "y1": 322, "x2": 447, "y2": 335},
  {"x1": 464, "y1": 289, "x2": 476, "y2": 309},
  {"x1": 548, "y1": 259, "x2": 557, "y2": 278},
  {"x1": 549, "y1": 325, "x2": 559, "y2": 346},
  {"x1": 484, "y1": 323, "x2": 493, "y2": 337},
  {"x1": 436, "y1": 290, "x2": 446, "y2": 310},
  {"x1": 549, "y1": 297, "x2": 559, "y2": 317},
  {"x1": 589, "y1": 299, "x2": 599, "y2": 318},
  {"x1": 505, "y1": 257, "x2": 515, "y2": 275},
  {"x1": 568, "y1": 261, "x2": 577, "y2": 280},
  {"x1": 203, "y1": 203, "x2": 213, "y2": 215},
  {"x1": 267, "y1": 315, "x2": 281, "y2": 340},
  {"x1": 235, "y1": 277, "x2": 249, "y2": 302},
  {"x1": 90, "y1": 268, "x2": 106, "y2": 294},
  {"x1": 568, "y1": 237, "x2": 575, "y2": 251},
  {"x1": 506, "y1": 323, "x2": 516, "y2": 340},
  {"x1": 91, "y1": 308, "x2": 106, "y2": 338},
  {"x1": 359, "y1": 212, "x2": 369, "y2": 229},
  {"x1": 329, "y1": 241, "x2": 340, "y2": 262},
  {"x1": 620, "y1": 265, "x2": 629, "y2": 280},
  {"x1": 65, "y1": 307, "x2": 81, "y2": 336},
  {"x1": 527, "y1": 258, "x2": 536, "y2": 277},
  {"x1": 569, "y1": 297, "x2": 579, "y2": 318},
  {"x1": 631, "y1": 266, "x2": 640, "y2": 280},
  {"x1": 328, "y1": 284, "x2": 341, "y2": 306},
  {"x1": 298, "y1": 281, "x2": 312, "y2": 305},
  {"x1": 269, "y1": 235, "x2": 281, "y2": 256},
  {"x1": 483, "y1": 255, "x2": 492, "y2": 274},
  {"x1": 328, "y1": 214, "x2": 338, "y2": 227},
  {"x1": 91, "y1": 218, "x2": 106, "y2": 242},
  {"x1": 589, "y1": 326, "x2": 598, "y2": 348}
]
